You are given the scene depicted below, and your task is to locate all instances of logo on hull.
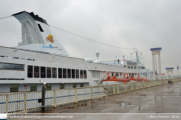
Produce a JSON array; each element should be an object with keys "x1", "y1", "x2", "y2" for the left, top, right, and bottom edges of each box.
[
  {"x1": 46, "y1": 35, "x2": 54, "y2": 43},
  {"x1": 42, "y1": 44, "x2": 53, "y2": 49}
]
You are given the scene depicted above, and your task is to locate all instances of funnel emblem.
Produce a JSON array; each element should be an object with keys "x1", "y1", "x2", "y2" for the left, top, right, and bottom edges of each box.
[{"x1": 46, "y1": 35, "x2": 54, "y2": 43}]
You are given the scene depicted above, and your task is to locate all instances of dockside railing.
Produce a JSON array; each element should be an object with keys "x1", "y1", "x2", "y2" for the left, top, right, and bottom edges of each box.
[{"x1": 0, "y1": 78, "x2": 180, "y2": 115}]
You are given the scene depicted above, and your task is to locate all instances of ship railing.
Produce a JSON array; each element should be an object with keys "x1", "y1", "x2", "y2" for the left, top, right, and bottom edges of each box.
[{"x1": 0, "y1": 78, "x2": 181, "y2": 117}]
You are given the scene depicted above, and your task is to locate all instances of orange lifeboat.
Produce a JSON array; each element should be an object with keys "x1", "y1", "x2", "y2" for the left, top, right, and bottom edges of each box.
[{"x1": 102, "y1": 73, "x2": 148, "y2": 84}]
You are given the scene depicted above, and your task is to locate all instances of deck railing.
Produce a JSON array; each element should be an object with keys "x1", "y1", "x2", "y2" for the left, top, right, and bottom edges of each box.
[{"x1": 0, "y1": 78, "x2": 180, "y2": 115}]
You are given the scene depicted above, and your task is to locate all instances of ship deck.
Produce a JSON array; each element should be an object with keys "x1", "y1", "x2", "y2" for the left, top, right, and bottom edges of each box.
[{"x1": 10, "y1": 81, "x2": 181, "y2": 120}]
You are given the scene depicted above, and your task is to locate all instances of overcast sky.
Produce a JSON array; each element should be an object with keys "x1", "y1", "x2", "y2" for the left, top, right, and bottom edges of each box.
[{"x1": 0, "y1": 0, "x2": 181, "y2": 75}]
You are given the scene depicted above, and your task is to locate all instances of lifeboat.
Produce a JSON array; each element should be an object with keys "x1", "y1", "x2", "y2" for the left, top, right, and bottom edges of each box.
[{"x1": 102, "y1": 73, "x2": 148, "y2": 85}]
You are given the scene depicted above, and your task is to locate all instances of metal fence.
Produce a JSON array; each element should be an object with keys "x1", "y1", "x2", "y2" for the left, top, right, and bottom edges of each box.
[{"x1": 0, "y1": 78, "x2": 180, "y2": 115}]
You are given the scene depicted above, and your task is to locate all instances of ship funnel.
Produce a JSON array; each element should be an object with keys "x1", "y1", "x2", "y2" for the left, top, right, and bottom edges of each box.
[{"x1": 12, "y1": 11, "x2": 68, "y2": 56}]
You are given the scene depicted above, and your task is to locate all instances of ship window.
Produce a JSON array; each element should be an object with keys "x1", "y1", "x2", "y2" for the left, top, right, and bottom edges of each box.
[
  {"x1": 116, "y1": 73, "x2": 119, "y2": 77},
  {"x1": 41, "y1": 67, "x2": 46, "y2": 78},
  {"x1": 30, "y1": 84, "x2": 37, "y2": 91},
  {"x1": 47, "y1": 67, "x2": 51, "y2": 78},
  {"x1": 10, "y1": 85, "x2": 18, "y2": 92},
  {"x1": 63, "y1": 68, "x2": 67, "y2": 78},
  {"x1": 28, "y1": 65, "x2": 33, "y2": 78},
  {"x1": 128, "y1": 66, "x2": 130, "y2": 69},
  {"x1": 112, "y1": 73, "x2": 114, "y2": 76},
  {"x1": 84, "y1": 70, "x2": 87, "y2": 79},
  {"x1": 80, "y1": 83, "x2": 84, "y2": 87},
  {"x1": 60, "y1": 83, "x2": 64, "y2": 89},
  {"x1": 120, "y1": 73, "x2": 122, "y2": 76},
  {"x1": 58, "y1": 68, "x2": 62, "y2": 78},
  {"x1": 38, "y1": 24, "x2": 44, "y2": 32},
  {"x1": 80, "y1": 70, "x2": 84, "y2": 79},
  {"x1": 131, "y1": 66, "x2": 133, "y2": 69},
  {"x1": 0, "y1": 62, "x2": 24, "y2": 70},
  {"x1": 68, "y1": 69, "x2": 71, "y2": 78},
  {"x1": 72, "y1": 69, "x2": 75, "y2": 78},
  {"x1": 73, "y1": 83, "x2": 76, "y2": 88},
  {"x1": 34, "y1": 66, "x2": 39, "y2": 78},
  {"x1": 92, "y1": 70, "x2": 100, "y2": 78},
  {"x1": 46, "y1": 84, "x2": 51, "y2": 90},
  {"x1": 76, "y1": 69, "x2": 79, "y2": 78},
  {"x1": 52, "y1": 68, "x2": 57, "y2": 78}
]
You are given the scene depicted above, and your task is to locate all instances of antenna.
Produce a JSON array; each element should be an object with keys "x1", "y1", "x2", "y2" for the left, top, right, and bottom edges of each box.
[{"x1": 96, "y1": 51, "x2": 99, "y2": 60}]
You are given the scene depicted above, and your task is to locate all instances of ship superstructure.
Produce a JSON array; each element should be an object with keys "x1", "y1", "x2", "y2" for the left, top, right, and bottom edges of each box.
[{"x1": 0, "y1": 11, "x2": 152, "y2": 92}]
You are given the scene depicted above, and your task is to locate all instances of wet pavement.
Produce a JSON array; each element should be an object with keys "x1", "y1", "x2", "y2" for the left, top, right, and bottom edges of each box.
[
  {"x1": 39, "y1": 82, "x2": 181, "y2": 113},
  {"x1": 9, "y1": 81, "x2": 181, "y2": 120}
]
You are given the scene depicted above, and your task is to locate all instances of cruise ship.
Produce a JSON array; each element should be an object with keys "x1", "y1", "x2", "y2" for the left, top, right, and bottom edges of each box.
[{"x1": 0, "y1": 11, "x2": 154, "y2": 93}]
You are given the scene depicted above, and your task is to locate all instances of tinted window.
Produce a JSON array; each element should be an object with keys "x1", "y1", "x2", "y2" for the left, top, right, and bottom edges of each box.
[
  {"x1": 72, "y1": 69, "x2": 75, "y2": 78},
  {"x1": 52, "y1": 68, "x2": 57, "y2": 78},
  {"x1": 10, "y1": 85, "x2": 18, "y2": 92},
  {"x1": 28, "y1": 65, "x2": 33, "y2": 78},
  {"x1": 80, "y1": 83, "x2": 83, "y2": 87},
  {"x1": 84, "y1": 70, "x2": 87, "y2": 79},
  {"x1": 41, "y1": 67, "x2": 46, "y2": 78},
  {"x1": 73, "y1": 83, "x2": 76, "y2": 88},
  {"x1": 0, "y1": 62, "x2": 24, "y2": 70},
  {"x1": 38, "y1": 24, "x2": 44, "y2": 32},
  {"x1": 60, "y1": 84, "x2": 64, "y2": 89},
  {"x1": 80, "y1": 70, "x2": 84, "y2": 79},
  {"x1": 68, "y1": 69, "x2": 71, "y2": 78},
  {"x1": 58, "y1": 68, "x2": 62, "y2": 78},
  {"x1": 116, "y1": 73, "x2": 119, "y2": 77},
  {"x1": 34, "y1": 66, "x2": 39, "y2": 78},
  {"x1": 47, "y1": 67, "x2": 51, "y2": 78},
  {"x1": 30, "y1": 84, "x2": 37, "y2": 91},
  {"x1": 46, "y1": 84, "x2": 51, "y2": 90},
  {"x1": 63, "y1": 68, "x2": 67, "y2": 78},
  {"x1": 76, "y1": 69, "x2": 79, "y2": 78}
]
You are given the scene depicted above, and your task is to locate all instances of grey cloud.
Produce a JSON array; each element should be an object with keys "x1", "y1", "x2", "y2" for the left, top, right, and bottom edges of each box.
[{"x1": 0, "y1": 0, "x2": 181, "y2": 75}]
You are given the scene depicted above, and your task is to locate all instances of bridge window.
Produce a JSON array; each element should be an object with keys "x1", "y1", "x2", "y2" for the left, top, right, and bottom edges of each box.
[
  {"x1": 10, "y1": 85, "x2": 18, "y2": 92},
  {"x1": 28, "y1": 65, "x2": 33, "y2": 78},
  {"x1": 80, "y1": 70, "x2": 84, "y2": 79},
  {"x1": 72, "y1": 69, "x2": 75, "y2": 78},
  {"x1": 52, "y1": 68, "x2": 57, "y2": 78},
  {"x1": 34, "y1": 66, "x2": 39, "y2": 78},
  {"x1": 0, "y1": 62, "x2": 24, "y2": 70},
  {"x1": 76, "y1": 69, "x2": 79, "y2": 78},
  {"x1": 30, "y1": 84, "x2": 37, "y2": 91},
  {"x1": 84, "y1": 70, "x2": 87, "y2": 78},
  {"x1": 38, "y1": 24, "x2": 44, "y2": 32},
  {"x1": 41, "y1": 67, "x2": 46, "y2": 78},
  {"x1": 47, "y1": 67, "x2": 51, "y2": 78},
  {"x1": 58, "y1": 68, "x2": 62, "y2": 78},
  {"x1": 63, "y1": 68, "x2": 67, "y2": 78}
]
